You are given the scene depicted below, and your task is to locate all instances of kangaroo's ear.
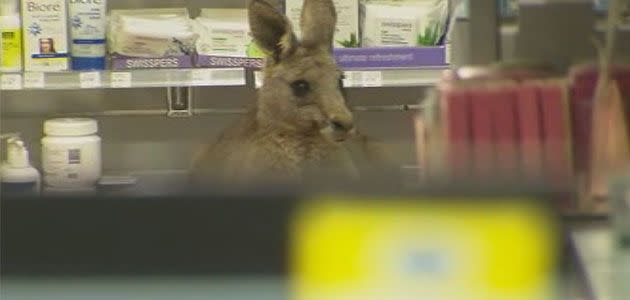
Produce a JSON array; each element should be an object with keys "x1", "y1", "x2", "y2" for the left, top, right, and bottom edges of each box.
[
  {"x1": 300, "y1": 0, "x2": 337, "y2": 51},
  {"x1": 249, "y1": 0, "x2": 298, "y2": 62}
]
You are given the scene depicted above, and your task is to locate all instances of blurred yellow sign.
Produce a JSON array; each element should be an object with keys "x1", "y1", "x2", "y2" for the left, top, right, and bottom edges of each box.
[{"x1": 290, "y1": 197, "x2": 558, "y2": 300}]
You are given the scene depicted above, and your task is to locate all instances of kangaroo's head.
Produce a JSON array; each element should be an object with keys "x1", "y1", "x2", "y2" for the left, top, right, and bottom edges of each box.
[{"x1": 249, "y1": 0, "x2": 354, "y2": 141}]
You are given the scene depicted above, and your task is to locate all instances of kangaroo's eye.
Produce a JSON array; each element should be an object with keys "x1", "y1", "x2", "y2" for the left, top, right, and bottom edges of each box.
[{"x1": 291, "y1": 80, "x2": 310, "y2": 97}]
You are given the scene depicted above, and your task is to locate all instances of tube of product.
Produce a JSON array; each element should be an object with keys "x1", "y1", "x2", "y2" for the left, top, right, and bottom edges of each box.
[{"x1": 69, "y1": 0, "x2": 107, "y2": 70}]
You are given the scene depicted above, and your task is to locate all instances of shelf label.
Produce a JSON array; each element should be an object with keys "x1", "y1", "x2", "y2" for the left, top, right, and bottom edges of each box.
[
  {"x1": 23, "y1": 72, "x2": 45, "y2": 89},
  {"x1": 80, "y1": 72, "x2": 102, "y2": 89},
  {"x1": 1, "y1": 74, "x2": 22, "y2": 90},
  {"x1": 343, "y1": 71, "x2": 361, "y2": 87},
  {"x1": 111, "y1": 72, "x2": 132, "y2": 88},
  {"x1": 254, "y1": 71, "x2": 264, "y2": 89},
  {"x1": 191, "y1": 69, "x2": 213, "y2": 85},
  {"x1": 361, "y1": 71, "x2": 383, "y2": 87},
  {"x1": 343, "y1": 71, "x2": 383, "y2": 87}
]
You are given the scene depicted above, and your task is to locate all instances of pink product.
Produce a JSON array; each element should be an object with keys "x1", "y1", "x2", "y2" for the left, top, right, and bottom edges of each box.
[
  {"x1": 538, "y1": 82, "x2": 573, "y2": 190},
  {"x1": 516, "y1": 82, "x2": 543, "y2": 180},
  {"x1": 440, "y1": 85, "x2": 472, "y2": 181},
  {"x1": 469, "y1": 87, "x2": 495, "y2": 180}
]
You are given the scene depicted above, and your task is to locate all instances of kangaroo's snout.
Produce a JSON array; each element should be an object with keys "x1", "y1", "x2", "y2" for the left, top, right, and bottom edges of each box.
[
  {"x1": 330, "y1": 118, "x2": 354, "y2": 133},
  {"x1": 325, "y1": 112, "x2": 355, "y2": 142}
]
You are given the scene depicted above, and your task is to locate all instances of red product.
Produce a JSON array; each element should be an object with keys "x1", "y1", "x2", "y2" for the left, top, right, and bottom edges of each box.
[
  {"x1": 468, "y1": 85, "x2": 495, "y2": 180},
  {"x1": 516, "y1": 81, "x2": 543, "y2": 181},
  {"x1": 539, "y1": 81, "x2": 573, "y2": 189},
  {"x1": 490, "y1": 83, "x2": 520, "y2": 181},
  {"x1": 570, "y1": 83, "x2": 596, "y2": 174},
  {"x1": 440, "y1": 85, "x2": 472, "y2": 181}
]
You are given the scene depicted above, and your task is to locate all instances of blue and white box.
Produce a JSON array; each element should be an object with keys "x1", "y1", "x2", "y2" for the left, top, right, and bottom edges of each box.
[{"x1": 69, "y1": 0, "x2": 107, "y2": 70}]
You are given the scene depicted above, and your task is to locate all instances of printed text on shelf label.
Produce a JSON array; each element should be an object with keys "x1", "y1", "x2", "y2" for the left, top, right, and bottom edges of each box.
[
  {"x1": 1, "y1": 74, "x2": 22, "y2": 90},
  {"x1": 80, "y1": 72, "x2": 102, "y2": 89},
  {"x1": 23, "y1": 72, "x2": 45, "y2": 89},
  {"x1": 111, "y1": 72, "x2": 132, "y2": 88}
]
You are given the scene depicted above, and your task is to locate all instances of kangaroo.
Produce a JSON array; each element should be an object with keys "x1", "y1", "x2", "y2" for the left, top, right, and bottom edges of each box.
[{"x1": 190, "y1": 0, "x2": 396, "y2": 187}]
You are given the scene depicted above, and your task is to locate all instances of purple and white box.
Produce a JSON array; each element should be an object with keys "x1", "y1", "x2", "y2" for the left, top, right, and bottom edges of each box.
[
  {"x1": 196, "y1": 55, "x2": 265, "y2": 69},
  {"x1": 110, "y1": 54, "x2": 194, "y2": 70},
  {"x1": 334, "y1": 47, "x2": 447, "y2": 70},
  {"x1": 196, "y1": 46, "x2": 446, "y2": 70}
]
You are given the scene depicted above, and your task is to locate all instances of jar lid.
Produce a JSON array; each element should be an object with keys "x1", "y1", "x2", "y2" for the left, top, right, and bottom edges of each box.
[{"x1": 44, "y1": 118, "x2": 98, "y2": 136}]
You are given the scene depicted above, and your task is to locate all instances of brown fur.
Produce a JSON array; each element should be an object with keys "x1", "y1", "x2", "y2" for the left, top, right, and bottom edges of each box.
[{"x1": 190, "y1": 0, "x2": 395, "y2": 186}]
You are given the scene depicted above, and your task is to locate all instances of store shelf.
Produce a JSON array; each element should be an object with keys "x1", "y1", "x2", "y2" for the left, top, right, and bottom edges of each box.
[
  {"x1": 1, "y1": 277, "x2": 286, "y2": 300},
  {"x1": 0, "y1": 68, "x2": 247, "y2": 91},
  {"x1": 254, "y1": 67, "x2": 447, "y2": 89},
  {"x1": 343, "y1": 68, "x2": 447, "y2": 87},
  {"x1": 1, "y1": 66, "x2": 447, "y2": 91}
]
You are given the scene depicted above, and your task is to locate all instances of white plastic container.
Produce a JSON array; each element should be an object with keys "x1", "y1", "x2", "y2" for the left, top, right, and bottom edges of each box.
[
  {"x1": 41, "y1": 118, "x2": 102, "y2": 189},
  {"x1": 69, "y1": 0, "x2": 107, "y2": 70},
  {"x1": 0, "y1": 0, "x2": 23, "y2": 72},
  {"x1": 1, "y1": 136, "x2": 41, "y2": 196}
]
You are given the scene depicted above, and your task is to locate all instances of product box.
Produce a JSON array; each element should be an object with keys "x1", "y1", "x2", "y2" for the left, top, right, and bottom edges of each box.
[
  {"x1": 334, "y1": 46, "x2": 446, "y2": 69},
  {"x1": 110, "y1": 54, "x2": 194, "y2": 70},
  {"x1": 194, "y1": 8, "x2": 267, "y2": 69},
  {"x1": 291, "y1": 197, "x2": 558, "y2": 300},
  {"x1": 538, "y1": 80, "x2": 574, "y2": 190},
  {"x1": 108, "y1": 8, "x2": 198, "y2": 70},
  {"x1": 21, "y1": 0, "x2": 69, "y2": 71},
  {"x1": 516, "y1": 81, "x2": 544, "y2": 180},
  {"x1": 360, "y1": 0, "x2": 445, "y2": 47},
  {"x1": 360, "y1": 3, "x2": 419, "y2": 47},
  {"x1": 285, "y1": 0, "x2": 360, "y2": 48},
  {"x1": 468, "y1": 84, "x2": 495, "y2": 180},
  {"x1": 198, "y1": 46, "x2": 446, "y2": 70},
  {"x1": 68, "y1": 0, "x2": 107, "y2": 70},
  {"x1": 439, "y1": 83, "x2": 472, "y2": 181}
]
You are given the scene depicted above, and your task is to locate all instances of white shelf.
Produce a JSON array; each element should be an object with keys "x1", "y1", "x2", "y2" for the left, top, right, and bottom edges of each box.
[
  {"x1": 1, "y1": 67, "x2": 447, "y2": 91},
  {"x1": 0, "y1": 68, "x2": 246, "y2": 90},
  {"x1": 343, "y1": 68, "x2": 447, "y2": 87},
  {"x1": 255, "y1": 67, "x2": 447, "y2": 89}
]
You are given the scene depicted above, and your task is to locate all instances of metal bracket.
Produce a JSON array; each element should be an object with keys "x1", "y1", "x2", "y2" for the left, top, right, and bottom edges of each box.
[{"x1": 166, "y1": 87, "x2": 193, "y2": 118}]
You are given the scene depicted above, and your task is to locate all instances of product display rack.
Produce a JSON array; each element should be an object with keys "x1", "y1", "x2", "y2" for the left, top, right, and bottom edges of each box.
[
  {"x1": 0, "y1": 68, "x2": 246, "y2": 90},
  {"x1": 0, "y1": 66, "x2": 447, "y2": 91},
  {"x1": 456, "y1": 2, "x2": 628, "y2": 300}
]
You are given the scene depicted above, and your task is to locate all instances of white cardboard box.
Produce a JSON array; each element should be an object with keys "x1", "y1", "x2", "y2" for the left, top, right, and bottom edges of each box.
[
  {"x1": 21, "y1": 0, "x2": 69, "y2": 71},
  {"x1": 285, "y1": 0, "x2": 359, "y2": 48}
]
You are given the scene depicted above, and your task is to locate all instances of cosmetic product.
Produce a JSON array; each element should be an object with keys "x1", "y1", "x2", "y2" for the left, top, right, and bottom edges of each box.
[
  {"x1": 41, "y1": 118, "x2": 102, "y2": 189},
  {"x1": 21, "y1": 0, "x2": 70, "y2": 71}
]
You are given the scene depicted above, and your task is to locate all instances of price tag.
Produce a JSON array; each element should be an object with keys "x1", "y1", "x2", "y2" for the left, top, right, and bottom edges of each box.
[
  {"x1": 23, "y1": 72, "x2": 45, "y2": 89},
  {"x1": 0, "y1": 74, "x2": 22, "y2": 90},
  {"x1": 360, "y1": 71, "x2": 383, "y2": 87},
  {"x1": 79, "y1": 72, "x2": 102, "y2": 88},
  {"x1": 111, "y1": 72, "x2": 132, "y2": 88},
  {"x1": 254, "y1": 71, "x2": 264, "y2": 89},
  {"x1": 342, "y1": 71, "x2": 359, "y2": 87},
  {"x1": 191, "y1": 69, "x2": 213, "y2": 85}
]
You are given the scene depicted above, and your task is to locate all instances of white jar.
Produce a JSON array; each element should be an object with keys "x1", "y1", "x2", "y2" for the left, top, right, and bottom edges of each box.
[{"x1": 41, "y1": 118, "x2": 102, "y2": 189}]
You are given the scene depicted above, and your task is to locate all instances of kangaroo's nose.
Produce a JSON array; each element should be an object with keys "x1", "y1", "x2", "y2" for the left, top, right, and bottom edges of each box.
[{"x1": 330, "y1": 118, "x2": 354, "y2": 132}]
